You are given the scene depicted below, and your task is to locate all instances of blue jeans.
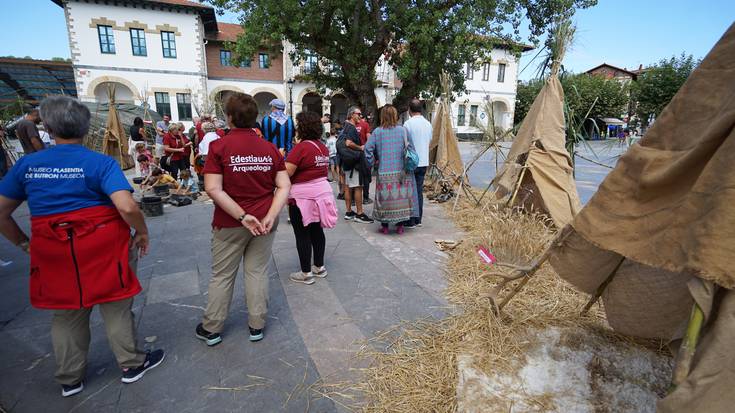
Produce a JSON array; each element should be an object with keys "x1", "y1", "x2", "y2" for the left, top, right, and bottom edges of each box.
[{"x1": 413, "y1": 167, "x2": 427, "y2": 225}]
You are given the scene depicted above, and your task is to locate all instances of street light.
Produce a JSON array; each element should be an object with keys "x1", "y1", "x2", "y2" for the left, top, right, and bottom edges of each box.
[{"x1": 287, "y1": 78, "x2": 295, "y2": 115}]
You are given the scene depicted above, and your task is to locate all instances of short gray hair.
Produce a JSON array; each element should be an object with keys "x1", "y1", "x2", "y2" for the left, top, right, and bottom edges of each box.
[
  {"x1": 39, "y1": 96, "x2": 90, "y2": 139},
  {"x1": 347, "y1": 106, "x2": 360, "y2": 118}
]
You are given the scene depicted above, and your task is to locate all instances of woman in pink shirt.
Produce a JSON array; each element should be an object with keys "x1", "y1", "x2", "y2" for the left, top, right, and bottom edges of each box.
[{"x1": 285, "y1": 111, "x2": 338, "y2": 285}]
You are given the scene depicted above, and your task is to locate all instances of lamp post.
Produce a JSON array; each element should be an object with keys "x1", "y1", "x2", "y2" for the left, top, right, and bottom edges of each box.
[{"x1": 287, "y1": 78, "x2": 295, "y2": 115}]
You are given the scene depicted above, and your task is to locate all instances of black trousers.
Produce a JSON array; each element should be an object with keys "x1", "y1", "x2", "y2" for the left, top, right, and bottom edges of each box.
[
  {"x1": 166, "y1": 158, "x2": 187, "y2": 180},
  {"x1": 413, "y1": 167, "x2": 427, "y2": 224},
  {"x1": 289, "y1": 204, "x2": 326, "y2": 273}
]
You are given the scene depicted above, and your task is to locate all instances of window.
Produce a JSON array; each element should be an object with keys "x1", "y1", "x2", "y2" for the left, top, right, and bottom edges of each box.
[
  {"x1": 129, "y1": 28, "x2": 147, "y2": 56},
  {"x1": 497, "y1": 63, "x2": 506, "y2": 83},
  {"x1": 220, "y1": 50, "x2": 232, "y2": 66},
  {"x1": 457, "y1": 105, "x2": 466, "y2": 126},
  {"x1": 465, "y1": 63, "x2": 473, "y2": 80},
  {"x1": 161, "y1": 31, "x2": 176, "y2": 58},
  {"x1": 176, "y1": 93, "x2": 192, "y2": 121},
  {"x1": 305, "y1": 53, "x2": 318, "y2": 73},
  {"x1": 97, "y1": 25, "x2": 115, "y2": 54},
  {"x1": 154, "y1": 92, "x2": 171, "y2": 118},
  {"x1": 470, "y1": 105, "x2": 478, "y2": 127},
  {"x1": 240, "y1": 58, "x2": 251, "y2": 68},
  {"x1": 259, "y1": 53, "x2": 269, "y2": 69},
  {"x1": 482, "y1": 63, "x2": 490, "y2": 81}
]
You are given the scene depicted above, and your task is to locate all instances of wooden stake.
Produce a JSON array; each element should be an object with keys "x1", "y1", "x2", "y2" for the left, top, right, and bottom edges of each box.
[
  {"x1": 672, "y1": 303, "x2": 705, "y2": 387},
  {"x1": 580, "y1": 256, "x2": 625, "y2": 315},
  {"x1": 507, "y1": 165, "x2": 528, "y2": 207}
]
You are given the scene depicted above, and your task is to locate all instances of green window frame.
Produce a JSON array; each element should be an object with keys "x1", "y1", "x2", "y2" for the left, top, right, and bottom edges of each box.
[
  {"x1": 161, "y1": 31, "x2": 176, "y2": 58},
  {"x1": 154, "y1": 92, "x2": 171, "y2": 118},
  {"x1": 220, "y1": 50, "x2": 232, "y2": 66},
  {"x1": 97, "y1": 25, "x2": 116, "y2": 54},
  {"x1": 457, "y1": 105, "x2": 466, "y2": 126},
  {"x1": 130, "y1": 28, "x2": 147, "y2": 56},
  {"x1": 176, "y1": 93, "x2": 192, "y2": 121},
  {"x1": 259, "y1": 53, "x2": 269, "y2": 69}
]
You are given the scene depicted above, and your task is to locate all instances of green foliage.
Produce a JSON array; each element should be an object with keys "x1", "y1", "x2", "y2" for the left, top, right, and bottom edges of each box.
[
  {"x1": 514, "y1": 73, "x2": 628, "y2": 128},
  {"x1": 210, "y1": 0, "x2": 597, "y2": 115},
  {"x1": 631, "y1": 53, "x2": 698, "y2": 127}
]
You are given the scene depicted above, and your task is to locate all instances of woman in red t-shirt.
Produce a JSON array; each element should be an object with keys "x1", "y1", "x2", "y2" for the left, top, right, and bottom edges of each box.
[
  {"x1": 195, "y1": 93, "x2": 290, "y2": 346},
  {"x1": 284, "y1": 111, "x2": 338, "y2": 285},
  {"x1": 162, "y1": 124, "x2": 191, "y2": 179}
]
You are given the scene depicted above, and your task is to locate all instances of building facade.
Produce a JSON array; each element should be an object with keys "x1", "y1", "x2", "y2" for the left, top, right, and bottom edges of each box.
[{"x1": 54, "y1": 0, "x2": 529, "y2": 134}]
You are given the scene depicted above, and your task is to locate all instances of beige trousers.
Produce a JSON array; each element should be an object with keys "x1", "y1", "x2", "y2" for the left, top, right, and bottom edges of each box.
[
  {"x1": 202, "y1": 222, "x2": 278, "y2": 332},
  {"x1": 51, "y1": 297, "x2": 146, "y2": 385}
]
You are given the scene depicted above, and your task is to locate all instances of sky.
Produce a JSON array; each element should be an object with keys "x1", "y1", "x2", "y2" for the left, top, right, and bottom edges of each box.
[{"x1": 2, "y1": 0, "x2": 733, "y2": 82}]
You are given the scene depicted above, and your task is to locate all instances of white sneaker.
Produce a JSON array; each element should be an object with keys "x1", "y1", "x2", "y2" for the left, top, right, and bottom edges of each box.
[
  {"x1": 311, "y1": 266, "x2": 328, "y2": 278},
  {"x1": 289, "y1": 271, "x2": 315, "y2": 285}
]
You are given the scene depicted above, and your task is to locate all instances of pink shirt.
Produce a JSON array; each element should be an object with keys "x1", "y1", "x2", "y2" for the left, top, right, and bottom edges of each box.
[{"x1": 289, "y1": 177, "x2": 337, "y2": 228}]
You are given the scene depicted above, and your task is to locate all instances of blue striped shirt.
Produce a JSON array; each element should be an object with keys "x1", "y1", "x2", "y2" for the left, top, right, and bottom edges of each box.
[{"x1": 260, "y1": 116, "x2": 295, "y2": 153}]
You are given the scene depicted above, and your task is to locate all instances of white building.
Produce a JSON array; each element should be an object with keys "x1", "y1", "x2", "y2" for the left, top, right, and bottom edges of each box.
[{"x1": 53, "y1": 0, "x2": 530, "y2": 135}]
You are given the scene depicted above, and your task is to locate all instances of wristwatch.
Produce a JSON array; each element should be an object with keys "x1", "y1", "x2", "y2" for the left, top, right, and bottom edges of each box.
[
  {"x1": 18, "y1": 240, "x2": 30, "y2": 253},
  {"x1": 238, "y1": 213, "x2": 247, "y2": 223}
]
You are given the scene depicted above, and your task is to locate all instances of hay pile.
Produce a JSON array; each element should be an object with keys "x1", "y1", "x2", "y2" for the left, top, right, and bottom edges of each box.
[{"x1": 324, "y1": 195, "x2": 672, "y2": 412}]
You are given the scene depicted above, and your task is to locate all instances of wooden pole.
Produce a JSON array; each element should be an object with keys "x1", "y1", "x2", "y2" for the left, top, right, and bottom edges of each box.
[
  {"x1": 507, "y1": 165, "x2": 528, "y2": 207},
  {"x1": 580, "y1": 256, "x2": 625, "y2": 315},
  {"x1": 672, "y1": 303, "x2": 705, "y2": 387}
]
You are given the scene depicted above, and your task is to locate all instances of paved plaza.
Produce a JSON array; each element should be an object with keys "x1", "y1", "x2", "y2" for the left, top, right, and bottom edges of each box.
[{"x1": 0, "y1": 141, "x2": 624, "y2": 412}]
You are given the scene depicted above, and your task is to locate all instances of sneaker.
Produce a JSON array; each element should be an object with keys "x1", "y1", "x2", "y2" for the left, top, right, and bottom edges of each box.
[
  {"x1": 344, "y1": 211, "x2": 356, "y2": 220},
  {"x1": 417, "y1": 222, "x2": 423, "y2": 227},
  {"x1": 195, "y1": 323, "x2": 222, "y2": 346},
  {"x1": 121, "y1": 349, "x2": 165, "y2": 384},
  {"x1": 379, "y1": 226, "x2": 389, "y2": 235},
  {"x1": 363, "y1": 197, "x2": 373, "y2": 205},
  {"x1": 249, "y1": 327, "x2": 264, "y2": 342},
  {"x1": 337, "y1": 193, "x2": 345, "y2": 200},
  {"x1": 311, "y1": 265, "x2": 328, "y2": 278},
  {"x1": 402, "y1": 221, "x2": 417, "y2": 229},
  {"x1": 289, "y1": 271, "x2": 315, "y2": 285},
  {"x1": 354, "y1": 214, "x2": 374, "y2": 224},
  {"x1": 61, "y1": 381, "x2": 84, "y2": 397}
]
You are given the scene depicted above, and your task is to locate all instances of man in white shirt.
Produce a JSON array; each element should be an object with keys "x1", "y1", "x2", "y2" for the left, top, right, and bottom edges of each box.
[
  {"x1": 402, "y1": 99, "x2": 432, "y2": 227},
  {"x1": 197, "y1": 122, "x2": 220, "y2": 156}
]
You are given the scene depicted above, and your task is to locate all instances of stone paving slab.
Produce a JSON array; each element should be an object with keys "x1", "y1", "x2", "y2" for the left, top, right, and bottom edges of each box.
[{"x1": 0, "y1": 179, "x2": 455, "y2": 412}]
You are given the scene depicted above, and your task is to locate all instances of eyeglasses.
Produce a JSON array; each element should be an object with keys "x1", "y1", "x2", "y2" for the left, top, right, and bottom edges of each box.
[{"x1": 354, "y1": 112, "x2": 362, "y2": 117}]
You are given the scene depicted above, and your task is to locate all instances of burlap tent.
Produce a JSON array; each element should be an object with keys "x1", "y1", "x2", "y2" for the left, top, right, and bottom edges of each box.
[
  {"x1": 493, "y1": 75, "x2": 582, "y2": 228},
  {"x1": 101, "y1": 85, "x2": 135, "y2": 170},
  {"x1": 548, "y1": 23, "x2": 735, "y2": 413},
  {"x1": 429, "y1": 99, "x2": 464, "y2": 182}
]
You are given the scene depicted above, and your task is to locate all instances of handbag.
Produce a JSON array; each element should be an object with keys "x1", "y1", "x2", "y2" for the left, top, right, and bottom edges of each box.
[{"x1": 402, "y1": 129, "x2": 419, "y2": 173}]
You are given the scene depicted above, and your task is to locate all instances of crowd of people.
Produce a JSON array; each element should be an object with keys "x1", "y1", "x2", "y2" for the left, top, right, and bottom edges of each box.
[{"x1": 0, "y1": 92, "x2": 433, "y2": 399}]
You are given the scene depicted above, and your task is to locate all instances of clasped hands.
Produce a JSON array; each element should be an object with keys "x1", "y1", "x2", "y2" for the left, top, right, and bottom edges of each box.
[{"x1": 241, "y1": 214, "x2": 275, "y2": 237}]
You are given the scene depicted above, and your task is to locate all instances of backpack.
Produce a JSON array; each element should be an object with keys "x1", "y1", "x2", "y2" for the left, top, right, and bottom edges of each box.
[
  {"x1": 403, "y1": 129, "x2": 419, "y2": 173},
  {"x1": 336, "y1": 126, "x2": 362, "y2": 170}
]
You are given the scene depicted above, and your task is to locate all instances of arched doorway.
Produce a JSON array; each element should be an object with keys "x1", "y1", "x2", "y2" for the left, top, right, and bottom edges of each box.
[
  {"x1": 94, "y1": 82, "x2": 135, "y2": 104},
  {"x1": 214, "y1": 90, "x2": 237, "y2": 119},
  {"x1": 492, "y1": 100, "x2": 510, "y2": 130},
  {"x1": 329, "y1": 94, "x2": 348, "y2": 123},
  {"x1": 253, "y1": 91, "x2": 278, "y2": 123},
  {"x1": 302, "y1": 92, "x2": 322, "y2": 115}
]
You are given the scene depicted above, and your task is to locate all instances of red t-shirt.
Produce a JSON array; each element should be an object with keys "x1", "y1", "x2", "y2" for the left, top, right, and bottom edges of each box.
[
  {"x1": 357, "y1": 120, "x2": 371, "y2": 145},
  {"x1": 203, "y1": 128, "x2": 285, "y2": 227},
  {"x1": 216, "y1": 129, "x2": 226, "y2": 138},
  {"x1": 163, "y1": 133, "x2": 189, "y2": 161},
  {"x1": 286, "y1": 140, "x2": 329, "y2": 184}
]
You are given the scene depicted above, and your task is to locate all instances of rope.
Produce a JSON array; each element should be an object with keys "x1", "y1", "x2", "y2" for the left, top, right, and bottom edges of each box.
[{"x1": 574, "y1": 152, "x2": 614, "y2": 169}]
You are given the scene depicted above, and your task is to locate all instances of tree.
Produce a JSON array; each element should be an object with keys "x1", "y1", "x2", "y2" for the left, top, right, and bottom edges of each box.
[
  {"x1": 514, "y1": 74, "x2": 628, "y2": 125},
  {"x1": 632, "y1": 54, "x2": 698, "y2": 128},
  {"x1": 210, "y1": 0, "x2": 596, "y2": 118}
]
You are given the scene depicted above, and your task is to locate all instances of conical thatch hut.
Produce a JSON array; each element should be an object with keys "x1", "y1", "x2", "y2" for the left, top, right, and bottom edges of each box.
[
  {"x1": 548, "y1": 23, "x2": 735, "y2": 413},
  {"x1": 429, "y1": 99, "x2": 464, "y2": 183},
  {"x1": 101, "y1": 85, "x2": 135, "y2": 170}
]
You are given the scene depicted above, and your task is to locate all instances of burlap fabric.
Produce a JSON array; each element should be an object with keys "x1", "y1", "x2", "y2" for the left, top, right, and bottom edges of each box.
[
  {"x1": 429, "y1": 101, "x2": 464, "y2": 182},
  {"x1": 548, "y1": 23, "x2": 735, "y2": 412},
  {"x1": 494, "y1": 76, "x2": 582, "y2": 227},
  {"x1": 102, "y1": 85, "x2": 135, "y2": 170}
]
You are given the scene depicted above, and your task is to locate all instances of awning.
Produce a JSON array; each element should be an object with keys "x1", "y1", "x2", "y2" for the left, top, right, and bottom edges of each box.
[{"x1": 600, "y1": 117, "x2": 625, "y2": 126}]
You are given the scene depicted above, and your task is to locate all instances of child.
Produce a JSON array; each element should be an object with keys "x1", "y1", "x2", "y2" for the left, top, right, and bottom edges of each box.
[
  {"x1": 141, "y1": 167, "x2": 178, "y2": 192},
  {"x1": 134, "y1": 142, "x2": 154, "y2": 177},
  {"x1": 176, "y1": 169, "x2": 199, "y2": 196},
  {"x1": 326, "y1": 129, "x2": 338, "y2": 182},
  {"x1": 137, "y1": 154, "x2": 152, "y2": 177}
]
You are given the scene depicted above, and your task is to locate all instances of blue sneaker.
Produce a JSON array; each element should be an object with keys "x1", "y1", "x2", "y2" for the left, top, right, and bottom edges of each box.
[
  {"x1": 61, "y1": 381, "x2": 84, "y2": 397},
  {"x1": 249, "y1": 327, "x2": 264, "y2": 342},
  {"x1": 121, "y1": 349, "x2": 165, "y2": 383},
  {"x1": 196, "y1": 323, "x2": 222, "y2": 346}
]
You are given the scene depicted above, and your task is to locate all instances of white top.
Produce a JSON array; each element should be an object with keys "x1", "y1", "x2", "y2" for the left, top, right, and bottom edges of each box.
[
  {"x1": 198, "y1": 131, "x2": 220, "y2": 156},
  {"x1": 326, "y1": 136, "x2": 337, "y2": 157},
  {"x1": 403, "y1": 114, "x2": 432, "y2": 167}
]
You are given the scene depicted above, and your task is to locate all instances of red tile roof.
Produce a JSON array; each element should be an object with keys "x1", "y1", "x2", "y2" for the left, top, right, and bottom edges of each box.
[{"x1": 207, "y1": 23, "x2": 244, "y2": 42}]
